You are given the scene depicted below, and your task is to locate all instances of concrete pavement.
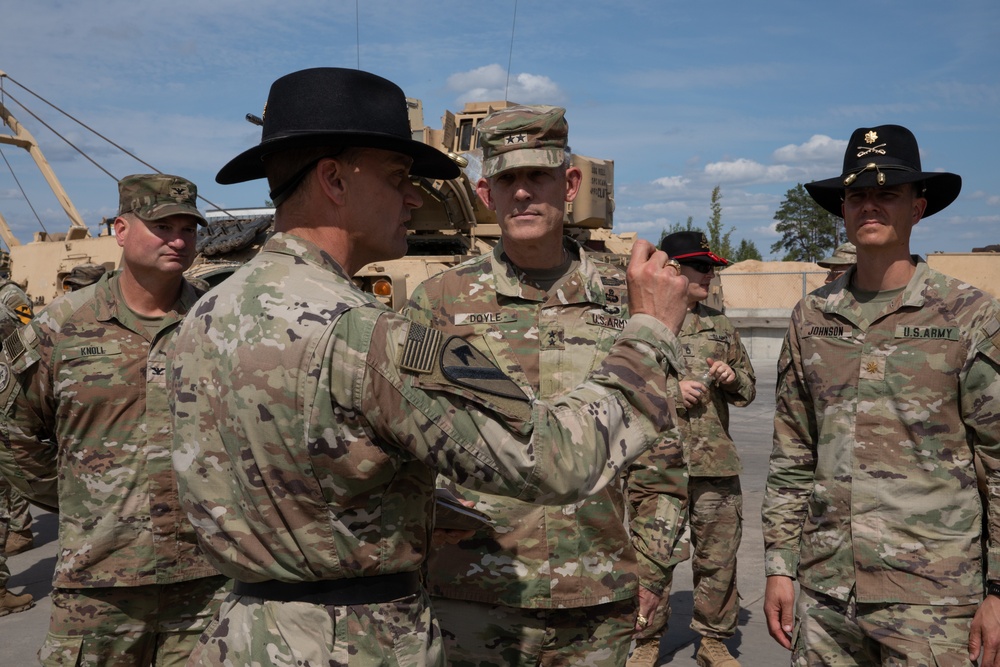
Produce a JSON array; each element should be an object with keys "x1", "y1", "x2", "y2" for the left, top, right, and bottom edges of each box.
[{"x1": 0, "y1": 359, "x2": 788, "y2": 666}]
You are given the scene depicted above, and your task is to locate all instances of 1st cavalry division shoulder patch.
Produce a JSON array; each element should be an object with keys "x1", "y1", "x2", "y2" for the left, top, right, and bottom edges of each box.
[
  {"x1": 440, "y1": 336, "x2": 526, "y2": 400},
  {"x1": 400, "y1": 323, "x2": 527, "y2": 402}
]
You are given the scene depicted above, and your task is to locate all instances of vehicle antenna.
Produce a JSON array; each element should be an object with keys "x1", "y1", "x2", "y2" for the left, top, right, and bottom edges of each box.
[
  {"x1": 0, "y1": 72, "x2": 236, "y2": 217},
  {"x1": 504, "y1": 0, "x2": 518, "y2": 102}
]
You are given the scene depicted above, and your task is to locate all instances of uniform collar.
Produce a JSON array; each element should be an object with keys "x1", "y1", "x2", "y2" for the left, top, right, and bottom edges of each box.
[
  {"x1": 822, "y1": 255, "x2": 929, "y2": 322},
  {"x1": 684, "y1": 302, "x2": 718, "y2": 333},
  {"x1": 94, "y1": 270, "x2": 202, "y2": 333},
  {"x1": 262, "y1": 232, "x2": 353, "y2": 282},
  {"x1": 489, "y1": 237, "x2": 609, "y2": 305}
]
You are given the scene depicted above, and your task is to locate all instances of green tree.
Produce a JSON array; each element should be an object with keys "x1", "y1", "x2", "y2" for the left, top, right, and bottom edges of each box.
[
  {"x1": 659, "y1": 217, "x2": 701, "y2": 245},
  {"x1": 656, "y1": 185, "x2": 762, "y2": 263},
  {"x1": 770, "y1": 183, "x2": 840, "y2": 262},
  {"x1": 732, "y1": 238, "x2": 762, "y2": 262},
  {"x1": 705, "y1": 186, "x2": 736, "y2": 260}
]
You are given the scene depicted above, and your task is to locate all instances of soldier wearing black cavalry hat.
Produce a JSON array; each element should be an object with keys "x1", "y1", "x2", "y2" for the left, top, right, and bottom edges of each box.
[
  {"x1": 762, "y1": 125, "x2": 1000, "y2": 666},
  {"x1": 169, "y1": 68, "x2": 691, "y2": 666}
]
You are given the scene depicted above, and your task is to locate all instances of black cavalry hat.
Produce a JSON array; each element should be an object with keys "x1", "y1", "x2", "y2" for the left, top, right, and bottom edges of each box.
[
  {"x1": 217, "y1": 68, "x2": 460, "y2": 184},
  {"x1": 804, "y1": 124, "x2": 961, "y2": 219},
  {"x1": 659, "y1": 231, "x2": 729, "y2": 266}
]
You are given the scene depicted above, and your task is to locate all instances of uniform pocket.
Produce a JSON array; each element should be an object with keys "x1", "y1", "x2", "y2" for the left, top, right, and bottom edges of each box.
[{"x1": 38, "y1": 633, "x2": 84, "y2": 667}]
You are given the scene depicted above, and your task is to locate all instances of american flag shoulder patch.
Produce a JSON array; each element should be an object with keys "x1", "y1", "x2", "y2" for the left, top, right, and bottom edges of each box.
[
  {"x1": 3, "y1": 329, "x2": 26, "y2": 362},
  {"x1": 399, "y1": 323, "x2": 442, "y2": 374}
]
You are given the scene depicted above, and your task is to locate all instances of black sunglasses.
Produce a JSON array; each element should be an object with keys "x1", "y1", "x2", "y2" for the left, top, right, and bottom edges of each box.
[{"x1": 681, "y1": 263, "x2": 715, "y2": 274}]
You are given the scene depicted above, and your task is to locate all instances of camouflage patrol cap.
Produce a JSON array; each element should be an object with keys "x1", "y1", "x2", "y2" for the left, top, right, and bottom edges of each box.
[
  {"x1": 118, "y1": 174, "x2": 207, "y2": 226},
  {"x1": 63, "y1": 263, "x2": 108, "y2": 290},
  {"x1": 477, "y1": 105, "x2": 568, "y2": 178},
  {"x1": 817, "y1": 242, "x2": 857, "y2": 268}
]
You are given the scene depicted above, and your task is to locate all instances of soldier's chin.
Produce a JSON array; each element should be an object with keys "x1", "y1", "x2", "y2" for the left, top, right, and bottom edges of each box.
[{"x1": 386, "y1": 236, "x2": 409, "y2": 261}]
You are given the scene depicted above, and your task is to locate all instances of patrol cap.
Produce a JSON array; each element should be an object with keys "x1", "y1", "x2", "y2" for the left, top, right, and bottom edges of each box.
[
  {"x1": 477, "y1": 105, "x2": 568, "y2": 178},
  {"x1": 817, "y1": 242, "x2": 857, "y2": 268},
  {"x1": 118, "y1": 174, "x2": 208, "y2": 226},
  {"x1": 63, "y1": 263, "x2": 108, "y2": 290}
]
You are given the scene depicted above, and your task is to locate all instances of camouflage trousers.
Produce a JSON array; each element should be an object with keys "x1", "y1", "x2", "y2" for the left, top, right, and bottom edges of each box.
[
  {"x1": 39, "y1": 575, "x2": 230, "y2": 667},
  {"x1": 637, "y1": 475, "x2": 742, "y2": 640},
  {"x1": 189, "y1": 588, "x2": 445, "y2": 667},
  {"x1": 0, "y1": 479, "x2": 10, "y2": 589},
  {"x1": 1, "y1": 475, "x2": 32, "y2": 533},
  {"x1": 432, "y1": 596, "x2": 637, "y2": 667},
  {"x1": 792, "y1": 586, "x2": 976, "y2": 666},
  {"x1": 0, "y1": 476, "x2": 30, "y2": 588}
]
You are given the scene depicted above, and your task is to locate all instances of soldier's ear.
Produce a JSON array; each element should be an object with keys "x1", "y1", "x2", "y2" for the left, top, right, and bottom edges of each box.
[
  {"x1": 475, "y1": 178, "x2": 495, "y2": 211},
  {"x1": 113, "y1": 216, "x2": 130, "y2": 248},
  {"x1": 564, "y1": 166, "x2": 583, "y2": 204},
  {"x1": 315, "y1": 156, "x2": 349, "y2": 206}
]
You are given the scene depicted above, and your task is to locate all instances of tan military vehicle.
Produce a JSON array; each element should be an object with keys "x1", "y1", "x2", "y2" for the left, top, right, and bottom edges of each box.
[
  {"x1": 0, "y1": 76, "x2": 121, "y2": 307},
  {"x1": 189, "y1": 99, "x2": 632, "y2": 310},
  {"x1": 3, "y1": 74, "x2": 632, "y2": 312}
]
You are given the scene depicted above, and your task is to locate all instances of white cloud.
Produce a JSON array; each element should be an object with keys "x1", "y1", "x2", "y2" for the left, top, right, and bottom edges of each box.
[
  {"x1": 703, "y1": 158, "x2": 795, "y2": 184},
  {"x1": 773, "y1": 135, "x2": 845, "y2": 163},
  {"x1": 652, "y1": 175, "x2": 690, "y2": 190},
  {"x1": 447, "y1": 65, "x2": 564, "y2": 105}
]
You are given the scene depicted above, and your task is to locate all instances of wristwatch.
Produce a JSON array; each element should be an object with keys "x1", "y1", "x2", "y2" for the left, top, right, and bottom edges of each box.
[{"x1": 987, "y1": 581, "x2": 1000, "y2": 598}]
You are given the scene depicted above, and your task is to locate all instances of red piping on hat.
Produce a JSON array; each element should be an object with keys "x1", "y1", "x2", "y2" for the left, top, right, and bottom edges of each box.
[{"x1": 672, "y1": 251, "x2": 729, "y2": 264}]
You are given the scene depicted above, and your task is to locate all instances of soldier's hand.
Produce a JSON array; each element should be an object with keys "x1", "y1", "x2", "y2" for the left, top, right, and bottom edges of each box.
[
  {"x1": 707, "y1": 357, "x2": 737, "y2": 387},
  {"x1": 635, "y1": 585, "x2": 661, "y2": 633},
  {"x1": 626, "y1": 240, "x2": 689, "y2": 335},
  {"x1": 764, "y1": 575, "x2": 795, "y2": 650},
  {"x1": 679, "y1": 379, "x2": 708, "y2": 409},
  {"x1": 969, "y1": 594, "x2": 1000, "y2": 666}
]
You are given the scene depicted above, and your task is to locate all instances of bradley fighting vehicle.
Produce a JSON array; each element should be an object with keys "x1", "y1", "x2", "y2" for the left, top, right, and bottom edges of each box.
[
  {"x1": 189, "y1": 99, "x2": 632, "y2": 309},
  {"x1": 0, "y1": 76, "x2": 121, "y2": 306}
]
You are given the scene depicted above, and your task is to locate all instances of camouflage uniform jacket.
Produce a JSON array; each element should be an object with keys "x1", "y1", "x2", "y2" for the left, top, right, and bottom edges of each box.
[
  {"x1": 0, "y1": 271, "x2": 217, "y2": 588},
  {"x1": 406, "y1": 240, "x2": 687, "y2": 607},
  {"x1": 170, "y1": 233, "x2": 684, "y2": 585},
  {"x1": 762, "y1": 259, "x2": 1000, "y2": 605},
  {"x1": 678, "y1": 303, "x2": 756, "y2": 478}
]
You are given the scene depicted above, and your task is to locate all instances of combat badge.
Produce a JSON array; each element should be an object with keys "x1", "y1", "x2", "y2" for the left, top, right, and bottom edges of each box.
[{"x1": 0, "y1": 361, "x2": 8, "y2": 394}]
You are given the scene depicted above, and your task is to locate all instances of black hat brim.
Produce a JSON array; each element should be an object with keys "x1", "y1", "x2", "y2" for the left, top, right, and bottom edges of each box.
[
  {"x1": 217, "y1": 131, "x2": 460, "y2": 185},
  {"x1": 805, "y1": 171, "x2": 961, "y2": 219}
]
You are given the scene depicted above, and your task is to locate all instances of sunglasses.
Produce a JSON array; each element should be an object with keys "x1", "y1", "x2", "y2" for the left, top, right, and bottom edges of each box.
[{"x1": 681, "y1": 263, "x2": 715, "y2": 274}]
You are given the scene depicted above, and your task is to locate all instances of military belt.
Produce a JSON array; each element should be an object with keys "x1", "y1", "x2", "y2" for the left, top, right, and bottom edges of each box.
[{"x1": 233, "y1": 570, "x2": 420, "y2": 605}]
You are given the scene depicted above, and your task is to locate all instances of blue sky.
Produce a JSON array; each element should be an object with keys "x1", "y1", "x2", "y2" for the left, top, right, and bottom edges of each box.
[{"x1": 1, "y1": 0, "x2": 997, "y2": 258}]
